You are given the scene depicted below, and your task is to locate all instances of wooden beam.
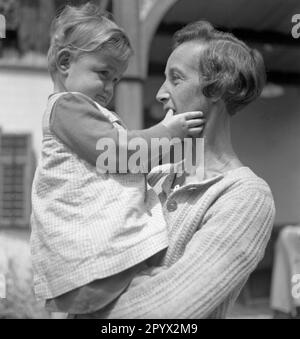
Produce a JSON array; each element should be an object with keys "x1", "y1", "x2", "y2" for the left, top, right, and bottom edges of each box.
[
  {"x1": 97, "y1": 0, "x2": 110, "y2": 11},
  {"x1": 141, "y1": 0, "x2": 179, "y2": 76},
  {"x1": 157, "y1": 22, "x2": 300, "y2": 48},
  {"x1": 113, "y1": 0, "x2": 142, "y2": 76},
  {"x1": 112, "y1": 0, "x2": 144, "y2": 129}
]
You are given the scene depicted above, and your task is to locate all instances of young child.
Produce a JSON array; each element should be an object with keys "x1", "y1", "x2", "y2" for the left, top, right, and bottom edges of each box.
[{"x1": 30, "y1": 3, "x2": 204, "y2": 315}]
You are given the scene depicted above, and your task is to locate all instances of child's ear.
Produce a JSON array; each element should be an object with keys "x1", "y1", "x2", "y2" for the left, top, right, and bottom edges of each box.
[
  {"x1": 211, "y1": 96, "x2": 222, "y2": 104},
  {"x1": 56, "y1": 49, "x2": 72, "y2": 75}
]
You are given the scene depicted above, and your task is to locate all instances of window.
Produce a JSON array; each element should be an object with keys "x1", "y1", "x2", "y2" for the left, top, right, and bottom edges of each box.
[{"x1": 0, "y1": 133, "x2": 35, "y2": 228}]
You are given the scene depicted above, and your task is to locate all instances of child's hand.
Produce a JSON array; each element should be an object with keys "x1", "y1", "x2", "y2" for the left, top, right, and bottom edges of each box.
[{"x1": 161, "y1": 109, "x2": 205, "y2": 139}]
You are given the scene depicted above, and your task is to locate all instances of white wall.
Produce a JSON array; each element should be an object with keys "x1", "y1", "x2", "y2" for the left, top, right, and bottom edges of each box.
[
  {"x1": 232, "y1": 86, "x2": 300, "y2": 225},
  {"x1": 0, "y1": 68, "x2": 53, "y2": 158}
]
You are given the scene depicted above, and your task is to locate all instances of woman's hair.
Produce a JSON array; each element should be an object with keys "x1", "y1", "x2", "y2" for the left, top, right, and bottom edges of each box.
[
  {"x1": 173, "y1": 21, "x2": 266, "y2": 115},
  {"x1": 48, "y1": 2, "x2": 133, "y2": 79}
]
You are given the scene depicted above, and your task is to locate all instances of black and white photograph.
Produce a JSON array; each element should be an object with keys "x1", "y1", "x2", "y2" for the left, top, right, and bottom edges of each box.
[{"x1": 0, "y1": 0, "x2": 300, "y2": 320}]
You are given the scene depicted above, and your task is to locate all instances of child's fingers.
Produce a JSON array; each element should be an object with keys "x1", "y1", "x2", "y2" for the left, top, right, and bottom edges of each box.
[
  {"x1": 165, "y1": 109, "x2": 174, "y2": 119},
  {"x1": 187, "y1": 126, "x2": 205, "y2": 137},
  {"x1": 182, "y1": 111, "x2": 204, "y2": 120},
  {"x1": 186, "y1": 119, "x2": 205, "y2": 128}
]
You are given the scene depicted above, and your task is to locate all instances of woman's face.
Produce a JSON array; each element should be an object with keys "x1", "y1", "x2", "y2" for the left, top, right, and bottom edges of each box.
[{"x1": 156, "y1": 41, "x2": 210, "y2": 116}]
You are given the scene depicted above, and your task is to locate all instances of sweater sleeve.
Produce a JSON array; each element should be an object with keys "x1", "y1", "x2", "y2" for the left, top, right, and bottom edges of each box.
[
  {"x1": 95, "y1": 185, "x2": 275, "y2": 319},
  {"x1": 49, "y1": 92, "x2": 172, "y2": 173}
]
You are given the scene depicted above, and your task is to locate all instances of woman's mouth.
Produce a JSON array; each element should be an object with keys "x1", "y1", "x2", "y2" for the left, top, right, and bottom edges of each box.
[{"x1": 165, "y1": 107, "x2": 176, "y2": 115}]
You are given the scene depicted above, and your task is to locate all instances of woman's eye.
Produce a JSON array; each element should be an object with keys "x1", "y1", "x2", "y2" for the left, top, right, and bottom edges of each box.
[{"x1": 171, "y1": 74, "x2": 181, "y2": 84}]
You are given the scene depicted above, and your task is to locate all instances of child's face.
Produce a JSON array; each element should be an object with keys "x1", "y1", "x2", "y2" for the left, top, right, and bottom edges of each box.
[{"x1": 63, "y1": 50, "x2": 128, "y2": 107}]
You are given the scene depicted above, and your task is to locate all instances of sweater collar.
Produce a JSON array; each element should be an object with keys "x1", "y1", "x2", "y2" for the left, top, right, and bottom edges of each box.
[{"x1": 155, "y1": 162, "x2": 253, "y2": 197}]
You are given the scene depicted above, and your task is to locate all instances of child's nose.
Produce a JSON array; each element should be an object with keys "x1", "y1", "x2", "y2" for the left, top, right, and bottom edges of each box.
[{"x1": 105, "y1": 82, "x2": 114, "y2": 95}]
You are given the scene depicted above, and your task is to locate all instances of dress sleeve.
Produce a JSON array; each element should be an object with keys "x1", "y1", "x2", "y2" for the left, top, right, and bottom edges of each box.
[
  {"x1": 93, "y1": 184, "x2": 275, "y2": 318},
  {"x1": 49, "y1": 92, "x2": 172, "y2": 172}
]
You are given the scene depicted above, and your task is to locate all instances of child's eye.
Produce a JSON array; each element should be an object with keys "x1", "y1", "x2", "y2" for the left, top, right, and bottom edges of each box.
[
  {"x1": 113, "y1": 77, "x2": 120, "y2": 85},
  {"x1": 98, "y1": 71, "x2": 110, "y2": 79}
]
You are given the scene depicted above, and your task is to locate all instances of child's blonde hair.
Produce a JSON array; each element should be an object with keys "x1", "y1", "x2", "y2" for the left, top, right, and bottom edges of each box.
[{"x1": 48, "y1": 2, "x2": 133, "y2": 79}]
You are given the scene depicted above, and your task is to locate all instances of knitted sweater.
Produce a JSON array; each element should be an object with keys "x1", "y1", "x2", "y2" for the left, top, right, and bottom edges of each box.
[{"x1": 85, "y1": 165, "x2": 276, "y2": 319}]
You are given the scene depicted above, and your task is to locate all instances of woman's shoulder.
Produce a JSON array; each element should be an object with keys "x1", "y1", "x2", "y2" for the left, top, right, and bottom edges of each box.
[
  {"x1": 213, "y1": 166, "x2": 276, "y2": 216},
  {"x1": 207, "y1": 166, "x2": 276, "y2": 224},
  {"x1": 223, "y1": 166, "x2": 273, "y2": 196}
]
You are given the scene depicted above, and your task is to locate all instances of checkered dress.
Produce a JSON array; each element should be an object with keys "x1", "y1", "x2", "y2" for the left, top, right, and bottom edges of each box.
[{"x1": 30, "y1": 92, "x2": 168, "y2": 299}]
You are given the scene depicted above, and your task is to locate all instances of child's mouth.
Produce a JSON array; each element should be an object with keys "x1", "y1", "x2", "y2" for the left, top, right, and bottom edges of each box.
[{"x1": 96, "y1": 96, "x2": 107, "y2": 106}]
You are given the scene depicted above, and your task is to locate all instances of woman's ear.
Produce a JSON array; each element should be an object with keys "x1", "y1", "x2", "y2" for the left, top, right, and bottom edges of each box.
[{"x1": 56, "y1": 49, "x2": 72, "y2": 75}]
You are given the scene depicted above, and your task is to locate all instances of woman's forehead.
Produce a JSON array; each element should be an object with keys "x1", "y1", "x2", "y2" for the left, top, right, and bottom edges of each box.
[{"x1": 167, "y1": 41, "x2": 206, "y2": 72}]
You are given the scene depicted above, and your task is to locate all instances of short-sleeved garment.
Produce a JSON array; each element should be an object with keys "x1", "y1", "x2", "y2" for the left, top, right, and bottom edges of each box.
[{"x1": 30, "y1": 92, "x2": 169, "y2": 301}]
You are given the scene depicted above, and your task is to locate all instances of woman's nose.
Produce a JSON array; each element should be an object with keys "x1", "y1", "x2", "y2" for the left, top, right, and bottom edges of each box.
[{"x1": 156, "y1": 83, "x2": 170, "y2": 104}]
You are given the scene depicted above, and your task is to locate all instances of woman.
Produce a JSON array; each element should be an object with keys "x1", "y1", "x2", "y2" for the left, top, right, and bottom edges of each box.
[{"x1": 79, "y1": 20, "x2": 276, "y2": 319}]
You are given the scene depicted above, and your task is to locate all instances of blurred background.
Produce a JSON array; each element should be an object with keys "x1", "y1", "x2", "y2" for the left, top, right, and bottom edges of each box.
[{"x1": 0, "y1": 0, "x2": 300, "y2": 318}]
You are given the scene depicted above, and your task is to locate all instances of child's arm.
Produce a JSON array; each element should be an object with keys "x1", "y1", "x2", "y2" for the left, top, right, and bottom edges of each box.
[{"x1": 50, "y1": 92, "x2": 204, "y2": 172}]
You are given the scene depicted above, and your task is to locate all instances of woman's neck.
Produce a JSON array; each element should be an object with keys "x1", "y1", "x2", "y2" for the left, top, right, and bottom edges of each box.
[{"x1": 186, "y1": 104, "x2": 243, "y2": 181}]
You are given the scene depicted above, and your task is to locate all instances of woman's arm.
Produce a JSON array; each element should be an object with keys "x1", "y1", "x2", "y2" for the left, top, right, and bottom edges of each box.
[{"x1": 94, "y1": 184, "x2": 275, "y2": 318}]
